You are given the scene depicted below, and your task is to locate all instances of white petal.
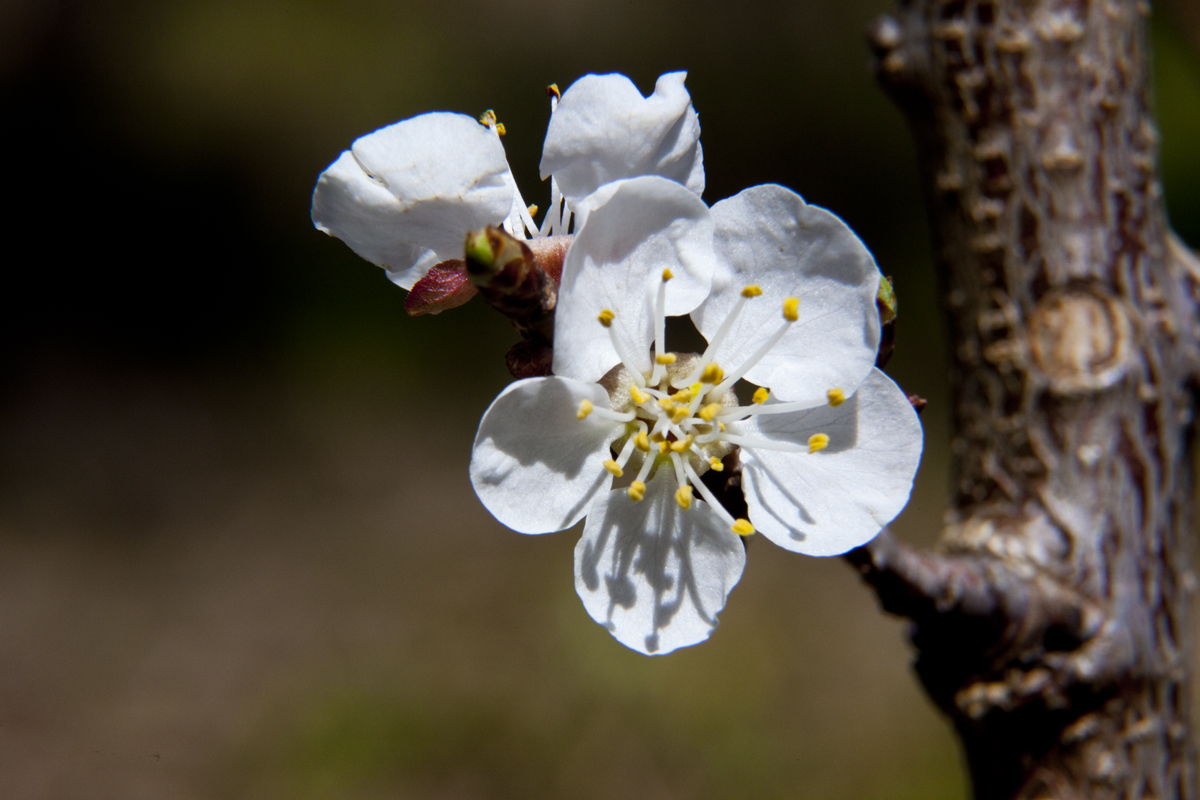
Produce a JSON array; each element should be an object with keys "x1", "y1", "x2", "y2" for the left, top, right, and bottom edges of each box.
[
  {"x1": 738, "y1": 368, "x2": 922, "y2": 556},
  {"x1": 574, "y1": 472, "x2": 746, "y2": 655},
  {"x1": 470, "y1": 377, "x2": 621, "y2": 534},
  {"x1": 540, "y1": 72, "x2": 704, "y2": 206},
  {"x1": 383, "y1": 248, "x2": 440, "y2": 289},
  {"x1": 693, "y1": 184, "x2": 882, "y2": 405},
  {"x1": 311, "y1": 113, "x2": 514, "y2": 289},
  {"x1": 552, "y1": 176, "x2": 716, "y2": 383}
]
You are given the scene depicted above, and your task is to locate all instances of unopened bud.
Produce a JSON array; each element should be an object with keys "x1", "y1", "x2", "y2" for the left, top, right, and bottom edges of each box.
[
  {"x1": 464, "y1": 226, "x2": 529, "y2": 285},
  {"x1": 464, "y1": 229, "x2": 496, "y2": 273}
]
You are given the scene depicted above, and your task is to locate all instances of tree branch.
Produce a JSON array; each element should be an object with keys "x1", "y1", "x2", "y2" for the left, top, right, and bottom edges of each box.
[
  {"x1": 853, "y1": 0, "x2": 1197, "y2": 797},
  {"x1": 847, "y1": 530, "x2": 1098, "y2": 641}
]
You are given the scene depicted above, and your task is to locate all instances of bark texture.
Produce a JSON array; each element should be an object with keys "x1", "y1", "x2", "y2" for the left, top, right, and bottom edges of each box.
[{"x1": 850, "y1": 0, "x2": 1200, "y2": 797}]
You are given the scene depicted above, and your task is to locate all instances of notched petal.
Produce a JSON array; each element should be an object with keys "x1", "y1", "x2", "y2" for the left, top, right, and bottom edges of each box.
[{"x1": 541, "y1": 71, "x2": 704, "y2": 205}]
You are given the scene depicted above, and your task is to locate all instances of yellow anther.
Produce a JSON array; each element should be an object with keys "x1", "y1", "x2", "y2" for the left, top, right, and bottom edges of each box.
[
  {"x1": 708, "y1": 457, "x2": 725, "y2": 472},
  {"x1": 662, "y1": 268, "x2": 674, "y2": 282},
  {"x1": 783, "y1": 297, "x2": 800, "y2": 322},
  {"x1": 741, "y1": 285, "x2": 763, "y2": 298},
  {"x1": 577, "y1": 400, "x2": 593, "y2": 420},
  {"x1": 753, "y1": 387, "x2": 770, "y2": 405},
  {"x1": 651, "y1": 432, "x2": 666, "y2": 443},
  {"x1": 659, "y1": 440, "x2": 671, "y2": 455},
  {"x1": 546, "y1": 83, "x2": 561, "y2": 101},
  {"x1": 808, "y1": 433, "x2": 830, "y2": 454},
  {"x1": 658, "y1": 396, "x2": 676, "y2": 412},
  {"x1": 699, "y1": 403, "x2": 723, "y2": 422},
  {"x1": 690, "y1": 382, "x2": 703, "y2": 395},
  {"x1": 671, "y1": 387, "x2": 692, "y2": 403},
  {"x1": 527, "y1": 204, "x2": 539, "y2": 217},
  {"x1": 630, "y1": 386, "x2": 651, "y2": 404},
  {"x1": 634, "y1": 430, "x2": 650, "y2": 452},
  {"x1": 628, "y1": 481, "x2": 646, "y2": 502},
  {"x1": 700, "y1": 362, "x2": 724, "y2": 384},
  {"x1": 597, "y1": 309, "x2": 615, "y2": 327},
  {"x1": 670, "y1": 406, "x2": 691, "y2": 424},
  {"x1": 827, "y1": 387, "x2": 846, "y2": 407},
  {"x1": 719, "y1": 422, "x2": 726, "y2": 431},
  {"x1": 656, "y1": 353, "x2": 677, "y2": 365},
  {"x1": 478, "y1": 110, "x2": 507, "y2": 136},
  {"x1": 603, "y1": 459, "x2": 624, "y2": 477},
  {"x1": 732, "y1": 518, "x2": 756, "y2": 536},
  {"x1": 675, "y1": 485, "x2": 693, "y2": 510},
  {"x1": 670, "y1": 434, "x2": 694, "y2": 453}
]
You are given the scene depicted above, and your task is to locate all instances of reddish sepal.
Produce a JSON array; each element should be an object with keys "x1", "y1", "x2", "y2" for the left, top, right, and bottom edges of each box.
[{"x1": 405, "y1": 260, "x2": 478, "y2": 316}]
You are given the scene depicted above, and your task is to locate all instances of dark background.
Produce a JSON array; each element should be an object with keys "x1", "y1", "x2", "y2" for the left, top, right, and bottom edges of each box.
[{"x1": 0, "y1": 1, "x2": 1197, "y2": 797}]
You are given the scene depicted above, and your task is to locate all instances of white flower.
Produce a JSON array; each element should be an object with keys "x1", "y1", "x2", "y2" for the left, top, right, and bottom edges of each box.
[
  {"x1": 310, "y1": 72, "x2": 704, "y2": 289},
  {"x1": 309, "y1": 69, "x2": 924, "y2": 655},
  {"x1": 470, "y1": 181, "x2": 924, "y2": 655}
]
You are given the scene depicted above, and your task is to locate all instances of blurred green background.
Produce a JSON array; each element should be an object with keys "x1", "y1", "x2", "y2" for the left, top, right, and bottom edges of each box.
[{"x1": 0, "y1": 1, "x2": 1197, "y2": 798}]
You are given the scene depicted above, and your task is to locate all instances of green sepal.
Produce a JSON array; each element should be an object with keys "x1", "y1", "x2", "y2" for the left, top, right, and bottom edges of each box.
[{"x1": 877, "y1": 275, "x2": 897, "y2": 324}]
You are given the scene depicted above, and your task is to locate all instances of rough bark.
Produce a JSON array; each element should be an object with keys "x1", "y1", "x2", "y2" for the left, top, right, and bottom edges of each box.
[{"x1": 848, "y1": 1, "x2": 1200, "y2": 797}]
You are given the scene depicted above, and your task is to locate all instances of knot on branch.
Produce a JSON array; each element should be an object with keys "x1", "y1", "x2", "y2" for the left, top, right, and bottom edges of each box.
[{"x1": 1027, "y1": 290, "x2": 1136, "y2": 395}]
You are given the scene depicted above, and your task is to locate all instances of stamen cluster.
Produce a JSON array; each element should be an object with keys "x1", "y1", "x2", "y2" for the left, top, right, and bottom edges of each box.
[{"x1": 578, "y1": 271, "x2": 829, "y2": 537}]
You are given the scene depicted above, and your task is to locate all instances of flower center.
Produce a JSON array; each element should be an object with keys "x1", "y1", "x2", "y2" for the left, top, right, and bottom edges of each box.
[
  {"x1": 574, "y1": 270, "x2": 834, "y2": 537},
  {"x1": 597, "y1": 351, "x2": 739, "y2": 486}
]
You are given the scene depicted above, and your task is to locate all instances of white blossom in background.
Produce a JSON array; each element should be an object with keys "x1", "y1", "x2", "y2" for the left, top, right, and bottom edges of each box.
[
  {"x1": 470, "y1": 178, "x2": 924, "y2": 655},
  {"x1": 310, "y1": 71, "x2": 704, "y2": 289}
]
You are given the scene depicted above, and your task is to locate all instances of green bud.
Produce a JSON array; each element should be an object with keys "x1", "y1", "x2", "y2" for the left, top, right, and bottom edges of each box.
[
  {"x1": 463, "y1": 226, "x2": 534, "y2": 289},
  {"x1": 464, "y1": 228, "x2": 496, "y2": 275},
  {"x1": 877, "y1": 275, "x2": 897, "y2": 324}
]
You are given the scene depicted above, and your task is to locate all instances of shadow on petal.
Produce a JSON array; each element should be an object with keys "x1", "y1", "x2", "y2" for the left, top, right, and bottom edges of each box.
[
  {"x1": 471, "y1": 377, "x2": 619, "y2": 534},
  {"x1": 574, "y1": 475, "x2": 746, "y2": 655},
  {"x1": 750, "y1": 391, "x2": 861, "y2": 454},
  {"x1": 738, "y1": 369, "x2": 923, "y2": 556},
  {"x1": 742, "y1": 456, "x2": 814, "y2": 543},
  {"x1": 475, "y1": 379, "x2": 616, "y2": 480}
]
